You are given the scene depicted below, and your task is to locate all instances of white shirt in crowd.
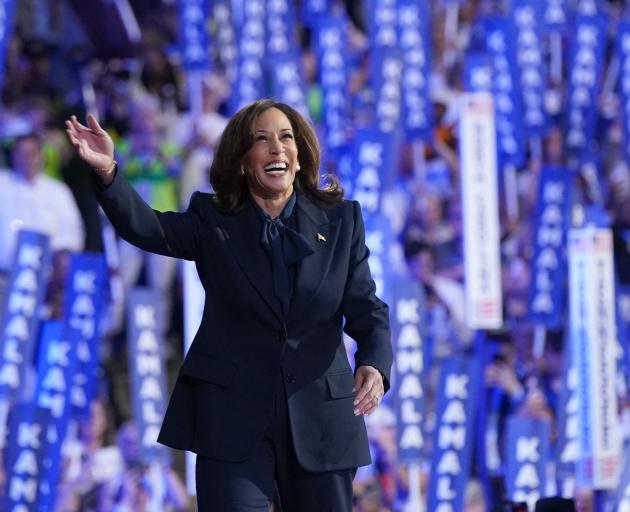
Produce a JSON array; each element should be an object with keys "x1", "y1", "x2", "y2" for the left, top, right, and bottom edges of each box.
[{"x1": 0, "y1": 169, "x2": 84, "y2": 271}]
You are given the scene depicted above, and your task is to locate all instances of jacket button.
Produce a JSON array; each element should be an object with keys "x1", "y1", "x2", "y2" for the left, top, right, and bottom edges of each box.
[{"x1": 285, "y1": 373, "x2": 296, "y2": 383}]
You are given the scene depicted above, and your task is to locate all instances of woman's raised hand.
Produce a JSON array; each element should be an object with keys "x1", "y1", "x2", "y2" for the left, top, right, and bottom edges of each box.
[{"x1": 65, "y1": 114, "x2": 116, "y2": 184}]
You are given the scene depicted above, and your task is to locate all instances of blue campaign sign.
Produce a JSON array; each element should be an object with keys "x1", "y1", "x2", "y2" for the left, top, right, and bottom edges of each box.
[
  {"x1": 265, "y1": 0, "x2": 307, "y2": 115},
  {"x1": 505, "y1": 418, "x2": 551, "y2": 510},
  {"x1": 0, "y1": 230, "x2": 50, "y2": 400},
  {"x1": 351, "y1": 127, "x2": 399, "y2": 217},
  {"x1": 510, "y1": 0, "x2": 548, "y2": 139},
  {"x1": 463, "y1": 53, "x2": 493, "y2": 93},
  {"x1": 127, "y1": 288, "x2": 170, "y2": 463},
  {"x1": 177, "y1": 0, "x2": 211, "y2": 71},
  {"x1": 427, "y1": 356, "x2": 483, "y2": 512},
  {"x1": 398, "y1": 0, "x2": 433, "y2": 140},
  {"x1": 65, "y1": 253, "x2": 108, "y2": 419},
  {"x1": 555, "y1": 331, "x2": 578, "y2": 492},
  {"x1": 363, "y1": 213, "x2": 394, "y2": 305},
  {"x1": 228, "y1": 0, "x2": 266, "y2": 114},
  {"x1": 0, "y1": 0, "x2": 17, "y2": 91},
  {"x1": 4, "y1": 404, "x2": 54, "y2": 512},
  {"x1": 301, "y1": 0, "x2": 329, "y2": 27},
  {"x1": 543, "y1": 0, "x2": 567, "y2": 33},
  {"x1": 528, "y1": 166, "x2": 573, "y2": 328},
  {"x1": 314, "y1": 13, "x2": 351, "y2": 154},
  {"x1": 616, "y1": 22, "x2": 630, "y2": 165},
  {"x1": 564, "y1": 13, "x2": 607, "y2": 167},
  {"x1": 390, "y1": 273, "x2": 427, "y2": 463},
  {"x1": 33, "y1": 321, "x2": 79, "y2": 511},
  {"x1": 482, "y1": 16, "x2": 526, "y2": 167}
]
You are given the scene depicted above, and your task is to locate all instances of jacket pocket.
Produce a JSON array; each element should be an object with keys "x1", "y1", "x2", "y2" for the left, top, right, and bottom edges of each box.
[
  {"x1": 179, "y1": 351, "x2": 237, "y2": 388},
  {"x1": 326, "y1": 372, "x2": 355, "y2": 399}
]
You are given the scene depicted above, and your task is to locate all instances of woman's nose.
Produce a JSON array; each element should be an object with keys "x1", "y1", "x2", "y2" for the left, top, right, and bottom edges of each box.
[{"x1": 269, "y1": 136, "x2": 283, "y2": 153}]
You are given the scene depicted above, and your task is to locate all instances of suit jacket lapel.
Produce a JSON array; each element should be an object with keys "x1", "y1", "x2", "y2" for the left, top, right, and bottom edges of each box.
[
  {"x1": 288, "y1": 193, "x2": 341, "y2": 324},
  {"x1": 218, "y1": 201, "x2": 283, "y2": 323}
]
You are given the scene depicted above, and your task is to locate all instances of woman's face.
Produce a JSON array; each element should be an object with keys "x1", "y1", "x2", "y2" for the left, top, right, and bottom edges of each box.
[{"x1": 241, "y1": 107, "x2": 299, "y2": 202}]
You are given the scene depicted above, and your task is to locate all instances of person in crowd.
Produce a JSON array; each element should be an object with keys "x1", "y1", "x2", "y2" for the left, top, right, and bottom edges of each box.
[
  {"x1": 0, "y1": 132, "x2": 84, "y2": 316},
  {"x1": 99, "y1": 421, "x2": 189, "y2": 512},
  {"x1": 65, "y1": 98, "x2": 393, "y2": 511}
]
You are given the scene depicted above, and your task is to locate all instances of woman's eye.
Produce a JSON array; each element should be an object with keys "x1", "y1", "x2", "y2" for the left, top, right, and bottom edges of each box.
[
  {"x1": 255, "y1": 136, "x2": 267, "y2": 142},
  {"x1": 282, "y1": 133, "x2": 294, "y2": 140}
]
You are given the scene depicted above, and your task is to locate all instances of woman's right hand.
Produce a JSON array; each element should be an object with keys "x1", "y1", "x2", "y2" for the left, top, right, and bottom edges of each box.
[{"x1": 65, "y1": 114, "x2": 116, "y2": 185}]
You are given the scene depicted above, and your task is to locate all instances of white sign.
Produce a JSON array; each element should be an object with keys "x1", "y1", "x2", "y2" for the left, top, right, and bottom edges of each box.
[
  {"x1": 459, "y1": 93, "x2": 503, "y2": 329},
  {"x1": 568, "y1": 228, "x2": 621, "y2": 489}
]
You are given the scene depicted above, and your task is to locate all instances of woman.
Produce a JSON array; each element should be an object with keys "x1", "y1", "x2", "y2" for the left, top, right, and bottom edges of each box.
[{"x1": 66, "y1": 99, "x2": 392, "y2": 511}]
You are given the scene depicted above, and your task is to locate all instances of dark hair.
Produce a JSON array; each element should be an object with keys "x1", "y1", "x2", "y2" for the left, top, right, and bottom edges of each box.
[{"x1": 209, "y1": 99, "x2": 343, "y2": 211}]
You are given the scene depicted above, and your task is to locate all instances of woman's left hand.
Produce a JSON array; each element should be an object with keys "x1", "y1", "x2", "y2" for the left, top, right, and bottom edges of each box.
[{"x1": 353, "y1": 365, "x2": 385, "y2": 416}]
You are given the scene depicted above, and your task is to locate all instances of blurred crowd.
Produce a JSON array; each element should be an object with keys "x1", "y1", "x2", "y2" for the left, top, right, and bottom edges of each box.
[{"x1": 2, "y1": 0, "x2": 630, "y2": 511}]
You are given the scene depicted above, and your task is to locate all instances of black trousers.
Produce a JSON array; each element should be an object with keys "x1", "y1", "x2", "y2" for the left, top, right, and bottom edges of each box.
[{"x1": 195, "y1": 373, "x2": 355, "y2": 511}]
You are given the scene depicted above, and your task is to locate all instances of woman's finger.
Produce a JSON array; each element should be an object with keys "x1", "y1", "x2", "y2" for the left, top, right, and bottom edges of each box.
[{"x1": 86, "y1": 114, "x2": 105, "y2": 135}]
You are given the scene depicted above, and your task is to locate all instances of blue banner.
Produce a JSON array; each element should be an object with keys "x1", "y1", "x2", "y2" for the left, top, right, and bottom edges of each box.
[
  {"x1": 391, "y1": 274, "x2": 426, "y2": 463},
  {"x1": 3, "y1": 404, "x2": 54, "y2": 512},
  {"x1": 229, "y1": 0, "x2": 266, "y2": 114},
  {"x1": 528, "y1": 167, "x2": 573, "y2": 328},
  {"x1": 617, "y1": 285, "x2": 630, "y2": 376},
  {"x1": 463, "y1": 53, "x2": 493, "y2": 93},
  {"x1": 364, "y1": 213, "x2": 394, "y2": 305},
  {"x1": 511, "y1": 0, "x2": 547, "y2": 139},
  {"x1": 265, "y1": 0, "x2": 307, "y2": 114},
  {"x1": 398, "y1": 0, "x2": 433, "y2": 140},
  {"x1": 213, "y1": 0, "x2": 237, "y2": 82},
  {"x1": 0, "y1": 0, "x2": 17, "y2": 92},
  {"x1": 427, "y1": 356, "x2": 483, "y2": 512},
  {"x1": 616, "y1": 23, "x2": 630, "y2": 165},
  {"x1": 314, "y1": 14, "x2": 351, "y2": 154},
  {"x1": 350, "y1": 128, "x2": 398, "y2": 218},
  {"x1": 301, "y1": 0, "x2": 329, "y2": 27},
  {"x1": 543, "y1": 0, "x2": 567, "y2": 32},
  {"x1": 483, "y1": 17, "x2": 526, "y2": 167},
  {"x1": 33, "y1": 321, "x2": 79, "y2": 510},
  {"x1": 505, "y1": 418, "x2": 551, "y2": 509},
  {"x1": 66, "y1": 254, "x2": 108, "y2": 419},
  {"x1": 178, "y1": 0, "x2": 211, "y2": 71},
  {"x1": 0, "y1": 230, "x2": 50, "y2": 400},
  {"x1": 555, "y1": 331, "x2": 578, "y2": 495},
  {"x1": 127, "y1": 288, "x2": 170, "y2": 463},
  {"x1": 564, "y1": 13, "x2": 607, "y2": 167}
]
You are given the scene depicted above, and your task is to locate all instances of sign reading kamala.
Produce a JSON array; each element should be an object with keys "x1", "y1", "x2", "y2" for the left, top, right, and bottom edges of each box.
[
  {"x1": 0, "y1": 0, "x2": 17, "y2": 91},
  {"x1": 505, "y1": 418, "x2": 551, "y2": 512},
  {"x1": 459, "y1": 93, "x2": 503, "y2": 329},
  {"x1": 390, "y1": 274, "x2": 426, "y2": 462},
  {"x1": 3, "y1": 405, "x2": 54, "y2": 512},
  {"x1": 33, "y1": 321, "x2": 79, "y2": 511},
  {"x1": 569, "y1": 228, "x2": 621, "y2": 489},
  {"x1": 482, "y1": 16, "x2": 526, "y2": 167},
  {"x1": 178, "y1": 0, "x2": 211, "y2": 71},
  {"x1": 528, "y1": 167, "x2": 573, "y2": 328},
  {"x1": 616, "y1": 22, "x2": 630, "y2": 165},
  {"x1": 565, "y1": 14, "x2": 607, "y2": 165},
  {"x1": 128, "y1": 288, "x2": 169, "y2": 463},
  {"x1": 66, "y1": 254, "x2": 107, "y2": 419},
  {"x1": 427, "y1": 356, "x2": 483, "y2": 512},
  {"x1": 555, "y1": 339, "x2": 579, "y2": 497},
  {"x1": 398, "y1": 0, "x2": 432, "y2": 140},
  {"x1": 510, "y1": 0, "x2": 547, "y2": 138},
  {"x1": 314, "y1": 14, "x2": 350, "y2": 153},
  {"x1": 0, "y1": 230, "x2": 50, "y2": 399},
  {"x1": 229, "y1": 0, "x2": 266, "y2": 114}
]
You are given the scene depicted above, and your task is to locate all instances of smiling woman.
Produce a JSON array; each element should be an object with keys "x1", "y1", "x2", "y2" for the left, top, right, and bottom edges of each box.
[{"x1": 65, "y1": 98, "x2": 393, "y2": 512}]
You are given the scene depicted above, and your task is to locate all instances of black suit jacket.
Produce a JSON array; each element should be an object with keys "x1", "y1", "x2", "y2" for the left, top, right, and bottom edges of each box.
[{"x1": 96, "y1": 171, "x2": 392, "y2": 472}]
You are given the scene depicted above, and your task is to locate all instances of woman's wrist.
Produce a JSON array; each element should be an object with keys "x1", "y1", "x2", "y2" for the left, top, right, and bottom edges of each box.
[{"x1": 93, "y1": 159, "x2": 117, "y2": 187}]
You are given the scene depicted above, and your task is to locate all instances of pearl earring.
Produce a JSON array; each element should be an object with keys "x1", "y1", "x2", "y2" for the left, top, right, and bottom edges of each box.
[{"x1": 296, "y1": 163, "x2": 301, "y2": 171}]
